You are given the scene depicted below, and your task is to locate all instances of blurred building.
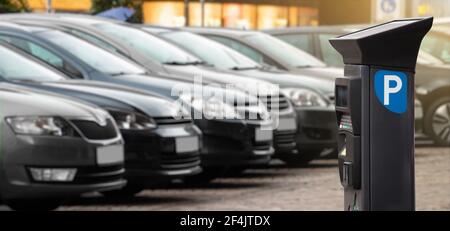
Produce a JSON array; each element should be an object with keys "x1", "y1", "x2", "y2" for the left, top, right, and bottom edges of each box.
[
  {"x1": 22, "y1": 0, "x2": 450, "y2": 28},
  {"x1": 141, "y1": 0, "x2": 320, "y2": 29},
  {"x1": 26, "y1": 0, "x2": 91, "y2": 12}
]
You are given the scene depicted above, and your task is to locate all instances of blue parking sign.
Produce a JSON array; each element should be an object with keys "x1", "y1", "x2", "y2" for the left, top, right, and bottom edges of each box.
[{"x1": 374, "y1": 70, "x2": 407, "y2": 114}]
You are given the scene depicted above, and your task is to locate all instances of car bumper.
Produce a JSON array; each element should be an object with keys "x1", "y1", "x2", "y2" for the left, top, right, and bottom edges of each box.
[
  {"x1": 294, "y1": 106, "x2": 338, "y2": 152},
  {"x1": 0, "y1": 128, "x2": 126, "y2": 200},
  {"x1": 195, "y1": 119, "x2": 274, "y2": 167},
  {"x1": 121, "y1": 122, "x2": 202, "y2": 181}
]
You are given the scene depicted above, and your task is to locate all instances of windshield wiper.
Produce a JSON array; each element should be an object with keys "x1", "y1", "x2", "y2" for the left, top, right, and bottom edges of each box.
[
  {"x1": 108, "y1": 72, "x2": 144, "y2": 76},
  {"x1": 231, "y1": 66, "x2": 259, "y2": 71},
  {"x1": 163, "y1": 60, "x2": 207, "y2": 66},
  {"x1": 296, "y1": 65, "x2": 314, "y2": 68}
]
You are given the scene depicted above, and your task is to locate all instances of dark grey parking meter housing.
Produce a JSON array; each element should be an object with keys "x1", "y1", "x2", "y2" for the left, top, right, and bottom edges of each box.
[{"x1": 330, "y1": 18, "x2": 433, "y2": 211}]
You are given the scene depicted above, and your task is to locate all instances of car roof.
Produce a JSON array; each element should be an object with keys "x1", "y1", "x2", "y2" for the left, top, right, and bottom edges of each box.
[
  {"x1": 264, "y1": 25, "x2": 364, "y2": 35},
  {"x1": 183, "y1": 27, "x2": 261, "y2": 38}
]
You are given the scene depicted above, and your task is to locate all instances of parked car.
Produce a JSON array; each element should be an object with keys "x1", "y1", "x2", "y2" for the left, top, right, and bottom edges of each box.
[
  {"x1": 0, "y1": 22, "x2": 274, "y2": 183},
  {"x1": 0, "y1": 41, "x2": 203, "y2": 197},
  {"x1": 0, "y1": 14, "x2": 298, "y2": 158},
  {"x1": 183, "y1": 27, "x2": 341, "y2": 87},
  {"x1": 143, "y1": 26, "x2": 338, "y2": 164},
  {"x1": 0, "y1": 83, "x2": 126, "y2": 210},
  {"x1": 267, "y1": 25, "x2": 450, "y2": 146}
]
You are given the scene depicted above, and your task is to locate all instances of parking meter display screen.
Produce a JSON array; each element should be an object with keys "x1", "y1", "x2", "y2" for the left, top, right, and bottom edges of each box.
[{"x1": 336, "y1": 86, "x2": 348, "y2": 107}]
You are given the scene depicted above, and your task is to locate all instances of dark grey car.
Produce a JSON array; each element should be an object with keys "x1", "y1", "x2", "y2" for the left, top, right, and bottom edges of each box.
[
  {"x1": 0, "y1": 83, "x2": 126, "y2": 210},
  {"x1": 182, "y1": 27, "x2": 341, "y2": 87},
  {"x1": 0, "y1": 41, "x2": 203, "y2": 196},
  {"x1": 267, "y1": 25, "x2": 450, "y2": 146}
]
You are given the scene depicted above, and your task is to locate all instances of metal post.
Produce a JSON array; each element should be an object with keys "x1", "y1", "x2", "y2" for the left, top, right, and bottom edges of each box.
[
  {"x1": 184, "y1": 0, "x2": 190, "y2": 26},
  {"x1": 200, "y1": 0, "x2": 205, "y2": 27},
  {"x1": 46, "y1": 0, "x2": 52, "y2": 13}
]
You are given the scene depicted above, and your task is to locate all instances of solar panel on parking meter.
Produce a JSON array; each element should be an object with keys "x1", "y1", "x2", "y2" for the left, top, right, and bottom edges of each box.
[{"x1": 329, "y1": 18, "x2": 433, "y2": 211}]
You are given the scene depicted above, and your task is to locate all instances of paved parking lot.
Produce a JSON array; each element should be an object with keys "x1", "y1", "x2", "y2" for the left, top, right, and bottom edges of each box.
[
  {"x1": 1, "y1": 146, "x2": 448, "y2": 211},
  {"x1": 58, "y1": 146, "x2": 449, "y2": 211}
]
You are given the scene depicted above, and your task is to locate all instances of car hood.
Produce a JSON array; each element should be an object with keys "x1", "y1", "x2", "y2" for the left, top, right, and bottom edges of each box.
[
  {"x1": 236, "y1": 68, "x2": 335, "y2": 96},
  {"x1": 0, "y1": 83, "x2": 110, "y2": 121},
  {"x1": 164, "y1": 65, "x2": 280, "y2": 96},
  {"x1": 416, "y1": 63, "x2": 450, "y2": 88},
  {"x1": 292, "y1": 67, "x2": 343, "y2": 82},
  {"x1": 108, "y1": 73, "x2": 261, "y2": 104},
  {"x1": 18, "y1": 80, "x2": 185, "y2": 118}
]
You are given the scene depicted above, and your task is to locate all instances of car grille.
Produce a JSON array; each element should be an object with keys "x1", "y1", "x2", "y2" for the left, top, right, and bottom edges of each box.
[
  {"x1": 73, "y1": 164, "x2": 125, "y2": 185},
  {"x1": 160, "y1": 153, "x2": 201, "y2": 170},
  {"x1": 252, "y1": 142, "x2": 272, "y2": 151},
  {"x1": 70, "y1": 119, "x2": 118, "y2": 140},
  {"x1": 274, "y1": 130, "x2": 297, "y2": 148},
  {"x1": 154, "y1": 117, "x2": 192, "y2": 125},
  {"x1": 259, "y1": 94, "x2": 290, "y2": 111}
]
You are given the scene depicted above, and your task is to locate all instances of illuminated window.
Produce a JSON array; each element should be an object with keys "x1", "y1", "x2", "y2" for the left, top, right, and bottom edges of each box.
[
  {"x1": 256, "y1": 5, "x2": 288, "y2": 29},
  {"x1": 189, "y1": 2, "x2": 222, "y2": 27},
  {"x1": 143, "y1": 1, "x2": 185, "y2": 27},
  {"x1": 26, "y1": 0, "x2": 91, "y2": 12},
  {"x1": 223, "y1": 4, "x2": 257, "y2": 29}
]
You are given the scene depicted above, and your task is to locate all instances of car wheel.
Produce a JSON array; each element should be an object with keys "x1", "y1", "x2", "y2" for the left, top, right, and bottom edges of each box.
[
  {"x1": 278, "y1": 149, "x2": 321, "y2": 166},
  {"x1": 184, "y1": 168, "x2": 225, "y2": 185},
  {"x1": 101, "y1": 182, "x2": 144, "y2": 198},
  {"x1": 5, "y1": 199, "x2": 62, "y2": 211},
  {"x1": 424, "y1": 97, "x2": 450, "y2": 146}
]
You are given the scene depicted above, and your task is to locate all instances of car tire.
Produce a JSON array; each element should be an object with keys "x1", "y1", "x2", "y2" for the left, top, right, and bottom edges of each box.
[
  {"x1": 424, "y1": 96, "x2": 450, "y2": 146},
  {"x1": 101, "y1": 183, "x2": 144, "y2": 198},
  {"x1": 5, "y1": 199, "x2": 62, "y2": 211},
  {"x1": 278, "y1": 150, "x2": 320, "y2": 166},
  {"x1": 184, "y1": 168, "x2": 225, "y2": 185}
]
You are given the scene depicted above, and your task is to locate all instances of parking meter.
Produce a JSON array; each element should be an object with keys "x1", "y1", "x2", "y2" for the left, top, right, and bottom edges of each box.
[{"x1": 330, "y1": 18, "x2": 433, "y2": 211}]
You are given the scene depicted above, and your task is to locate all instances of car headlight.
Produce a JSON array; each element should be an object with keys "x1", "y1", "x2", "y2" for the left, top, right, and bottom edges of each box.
[
  {"x1": 6, "y1": 116, "x2": 77, "y2": 136},
  {"x1": 281, "y1": 88, "x2": 328, "y2": 107},
  {"x1": 108, "y1": 110, "x2": 157, "y2": 130}
]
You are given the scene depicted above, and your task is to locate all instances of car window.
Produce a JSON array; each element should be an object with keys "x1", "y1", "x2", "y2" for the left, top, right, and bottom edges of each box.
[
  {"x1": 242, "y1": 33, "x2": 326, "y2": 68},
  {"x1": 206, "y1": 35, "x2": 265, "y2": 64},
  {"x1": 162, "y1": 31, "x2": 260, "y2": 70},
  {"x1": 421, "y1": 32, "x2": 450, "y2": 64},
  {"x1": 275, "y1": 33, "x2": 314, "y2": 54},
  {"x1": 36, "y1": 30, "x2": 146, "y2": 75},
  {"x1": 0, "y1": 35, "x2": 84, "y2": 78},
  {"x1": 93, "y1": 23, "x2": 201, "y2": 64},
  {"x1": 0, "y1": 45, "x2": 66, "y2": 82},
  {"x1": 318, "y1": 34, "x2": 344, "y2": 67}
]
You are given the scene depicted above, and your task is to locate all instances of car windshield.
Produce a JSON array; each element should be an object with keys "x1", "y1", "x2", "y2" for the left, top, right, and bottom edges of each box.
[
  {"x1": 0, "y1": 45, "x2": 65, "y2": 82},
  {"x1": 36, "y1": 30, "x2": 147, "y2": 75},
  {"x1": 161, "y1": 31, "x2": 260, "y2": 70},
  {"x1": 94, "y1": 23, "x2": 201, "y2": 65},
  {"x1": 243, "y1": 33, "x2": 326, "y2": 68}
]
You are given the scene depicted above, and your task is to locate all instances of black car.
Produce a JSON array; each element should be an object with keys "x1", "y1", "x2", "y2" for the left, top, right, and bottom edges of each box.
[
  {"x1": 0, "y1": 22, "x2": 274, "y2": 183},
  {"x1": 143, "y1": 26, "x2": 338, "y2": 164},
  {"x1": 267, "y1": 25, "x2": 450, "y2": 146},
  {"x1": 0, "y1": 14, "x2": 299, "y2": 158},
  {"x1": 0, "y1": 83, "x2": 126, "y2": 210},
  {"x1": 0, "y1": 41, "x2": 203, "y2": 196}
]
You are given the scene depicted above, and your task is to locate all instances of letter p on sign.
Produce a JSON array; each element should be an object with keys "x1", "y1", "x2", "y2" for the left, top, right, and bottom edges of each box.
[
  {"x1": 383, "y1": 75, "x2": 402, "y2": 105},
  {"x1": 375, "y1": 70, "x2": 407, "y2": 114}
]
